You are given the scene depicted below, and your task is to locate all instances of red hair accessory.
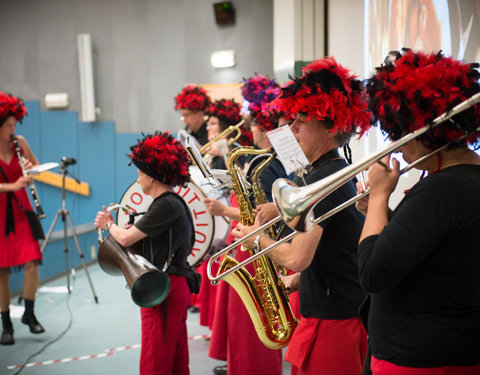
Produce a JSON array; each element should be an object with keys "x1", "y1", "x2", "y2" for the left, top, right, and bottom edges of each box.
[
  {"x1": 205, "y1": 99, "x2": 241, "y2": 126},
  {"x1": 272, "y1": 57, "x2": 371, "y2": 137},
  {"x1": 128, "y1": 131, "x2": 190, "y2": 186},
  {"x1": 367, "y1": 49, "x2": 480, "y2": 149},
  {"x1": 253, "y1": 103, "x2": 280, "y2": 132},
  {"x1": 0, "y1": 91, "x2": 28, "y2": 124},
  {"x1": 174, "y1": 84, "x2": 211, "y2": 111},
  {"x1": 238, "y1": 126, "x2": 253, "y2": 146}
]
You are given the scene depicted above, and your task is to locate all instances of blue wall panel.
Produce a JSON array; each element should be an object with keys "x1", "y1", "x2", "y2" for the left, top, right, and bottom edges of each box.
[
  {"x1": 39, "y1": 111, "x2": 80, "y2": 233},
  {"x1": 115, "y1": 133, "x2": 142, "y2": 202},
  {"x1": 8, "y1": 102, "x2": 141, "y2": 295},
  {"x1": 78, "y1": 121, "x2": 115, "y2": 223},
  {"x1": 21, "y1": 101, "x2": 41, "y2": 156}
]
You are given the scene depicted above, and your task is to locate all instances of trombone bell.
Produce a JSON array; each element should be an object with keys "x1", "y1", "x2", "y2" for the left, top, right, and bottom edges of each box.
[{"x1": 272, "y1": 178, "x2": 315, "y2": 233}]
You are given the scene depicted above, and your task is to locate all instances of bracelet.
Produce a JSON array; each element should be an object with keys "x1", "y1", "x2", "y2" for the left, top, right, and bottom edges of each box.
[{"x1": 105, "y1": 222, "x2": 114, "y2": 231}]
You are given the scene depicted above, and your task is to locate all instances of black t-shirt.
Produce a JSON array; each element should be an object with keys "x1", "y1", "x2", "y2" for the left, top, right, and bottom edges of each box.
[
  {"x1": 358, "y1": 164, "x2": 480, "y2": 367},
  {"x1": 134, "y1": 192, "x2": 194, "y2": 273},
  {"x1": 188, "y1": 122, "x2": 208, "y2": 146},
  {"x1": 296, "y1": 150, "x2": 367, "y2": 319}
]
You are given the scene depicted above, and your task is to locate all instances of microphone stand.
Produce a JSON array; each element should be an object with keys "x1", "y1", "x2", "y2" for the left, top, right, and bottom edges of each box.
[{"x1": 40, "y1": 158, "x2": 98, "y2": 303}]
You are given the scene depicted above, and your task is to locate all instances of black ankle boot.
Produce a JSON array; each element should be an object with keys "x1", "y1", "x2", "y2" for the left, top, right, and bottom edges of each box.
[
  {"x1": 1, "y1": 310, "x2": 14, "y2": 345},
  {"x1": 22, "y1": 299, "x2": 45, "y2": 334}
]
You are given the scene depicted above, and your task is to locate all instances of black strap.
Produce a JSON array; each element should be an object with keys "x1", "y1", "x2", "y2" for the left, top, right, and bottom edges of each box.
[
  {"x1": 160, "y1": 192, "x2": 196, "y2": 275},
  {"x1": 0, "y1": 165, "x2": 15, "y2": 236}
]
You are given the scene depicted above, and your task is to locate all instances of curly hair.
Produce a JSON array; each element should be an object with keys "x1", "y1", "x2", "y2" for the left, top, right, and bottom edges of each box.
[
  {"x1": 128, "y1": 131, "x2": 190, "y2": 186},
  {"x1": 366, "y1": 49, "x2": 480, "y2": 150}
]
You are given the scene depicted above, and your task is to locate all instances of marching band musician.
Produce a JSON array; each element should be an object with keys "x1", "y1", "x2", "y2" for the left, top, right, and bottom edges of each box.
[
  {"x1": 175, "y1": 84, "x2": 212, "y2": 146},
  {"x1": 0, "y1": 92, "x2": 45, "y2": 346},
  {"x1": 358, "y1": 50, "x2": 480, "y2": 375},
  {"x1": 174, "y1": 83, "x2": 211, "y2": 314},
  {"x1": 208, "y1": 75, "x2": 287, "y2": 375},
  {"x1": 233, "y1": 58, "x2": 372, "y2": 375},
  {"x1": 194, "y1": 98, "x2": 245, "y2": 333},
  {"x1": 204, "y1": 99, "x2": 245, "y2": 170},
  {"x1": 94, "y1": 132, "x2": 194, "y2": 375}
]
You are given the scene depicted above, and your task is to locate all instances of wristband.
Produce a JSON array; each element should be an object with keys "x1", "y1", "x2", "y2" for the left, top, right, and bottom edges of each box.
[{"x1": 105, "y1": 222, "x2": 114, "y2": 231}]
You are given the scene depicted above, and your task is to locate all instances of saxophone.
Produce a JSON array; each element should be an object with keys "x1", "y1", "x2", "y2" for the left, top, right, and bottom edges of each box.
[
  {"x1": 216, "y1": 146, "x2": 297, "y2": 349},
  {"x1": 250, "y1": 151, "x2": 277, "y2": 239}
]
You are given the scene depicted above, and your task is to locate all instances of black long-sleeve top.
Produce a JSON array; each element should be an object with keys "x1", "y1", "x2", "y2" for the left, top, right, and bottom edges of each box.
[{"x1": 358, "y1": 164, "x2": 480, "y2": 367}]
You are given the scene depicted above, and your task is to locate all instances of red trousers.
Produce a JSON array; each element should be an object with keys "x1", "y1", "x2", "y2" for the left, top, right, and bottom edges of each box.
[
  {"x1": 285, "y1": 316, "x2": 368, "y2": 375},
  {"x1": 140, "y1": 275, "x2": 191, "y2": 375},
  {"x1": 371, "y1": 356, "x2": 480, "y2": 375}
]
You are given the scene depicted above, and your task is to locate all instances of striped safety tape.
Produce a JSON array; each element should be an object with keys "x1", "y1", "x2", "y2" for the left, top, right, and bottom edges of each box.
[{"x1": 7, "y1": 334, "x2": 210, "y2": 370}]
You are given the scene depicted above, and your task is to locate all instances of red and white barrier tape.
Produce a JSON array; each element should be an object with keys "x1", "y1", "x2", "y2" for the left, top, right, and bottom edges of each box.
[{"x1": 7, "y1": 334, "x2": 210, "y2": 370}]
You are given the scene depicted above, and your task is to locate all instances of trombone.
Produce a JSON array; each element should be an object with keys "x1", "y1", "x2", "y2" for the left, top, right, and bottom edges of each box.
[{"x1": 207, "y1": 92, "x2": 480, "y2": 284}]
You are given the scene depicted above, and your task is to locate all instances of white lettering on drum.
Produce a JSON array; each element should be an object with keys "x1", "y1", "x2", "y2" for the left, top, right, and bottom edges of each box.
[{"x1": 118, "y1": 166, "x2": 230, "y2": 267}]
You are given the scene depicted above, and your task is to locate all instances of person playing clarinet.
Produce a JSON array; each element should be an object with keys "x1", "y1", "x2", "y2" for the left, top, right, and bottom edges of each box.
[{"x1": 0, "y1": 91, "x2": 45, "y2": 345}]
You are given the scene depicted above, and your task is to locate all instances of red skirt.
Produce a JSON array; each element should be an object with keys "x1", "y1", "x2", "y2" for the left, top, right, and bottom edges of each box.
[
  {"x1": 198, "y1": 260, "x2": 220, "y2": 328},
  {"x1": 0, "y1": 191, "x2": 41, "y2": 268}
]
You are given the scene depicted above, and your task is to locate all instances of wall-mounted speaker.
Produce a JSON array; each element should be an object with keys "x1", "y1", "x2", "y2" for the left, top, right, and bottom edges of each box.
[
  {"x1": 213, "y1": 2, "x2": 235, "y2": 25},
  {"x1": 77, "y1": 33, "x2": 96, "y2": 122}
]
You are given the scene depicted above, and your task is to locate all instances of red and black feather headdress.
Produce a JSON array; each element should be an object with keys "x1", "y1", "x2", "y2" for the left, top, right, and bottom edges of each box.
[
  {"x1": 205, "y1": 99, "x2": 241, "y2": 126},
  {"x1": 367, "y1": 49, "x2": 480, "y2": 149},
  {"x1": 174, "y1": 84, "x2": 211, "y2": 111},
  {"x1": 242, "y1": 74, "x2": 281, "y2": 132},
  {"x1": 272, "y1": 57, "x2": 371, "y2": 137},
  {"x1": 0, "y1": 91, "x2": 28, "y2": 125},
  {"x1": 128, "y1": 132, "x2": 190, "y2": 186}
]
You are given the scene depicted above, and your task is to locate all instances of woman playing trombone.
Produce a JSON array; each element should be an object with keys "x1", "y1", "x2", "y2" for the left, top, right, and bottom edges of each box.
[
  {"x1": 358, "y1": 50, "x2": 480, "y2": 374},
  {"x1": 0, "y1": 92, "x2": 44, "y2": 345}
]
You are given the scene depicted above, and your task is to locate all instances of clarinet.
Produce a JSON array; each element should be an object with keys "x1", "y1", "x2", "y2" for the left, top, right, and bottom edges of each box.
[{"x1": 11, "y1": 135, "x2": 46, "y2": 219}]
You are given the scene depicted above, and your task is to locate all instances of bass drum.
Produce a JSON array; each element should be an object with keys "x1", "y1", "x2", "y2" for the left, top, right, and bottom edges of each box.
[{"x1": 117, "y1": 166, "x2": 231, "y2": 267}]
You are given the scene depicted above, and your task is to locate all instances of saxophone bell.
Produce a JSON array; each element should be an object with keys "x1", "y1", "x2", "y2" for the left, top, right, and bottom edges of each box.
[{"x1": 212, "y1": 146, "x2": 297, "y2": 349}]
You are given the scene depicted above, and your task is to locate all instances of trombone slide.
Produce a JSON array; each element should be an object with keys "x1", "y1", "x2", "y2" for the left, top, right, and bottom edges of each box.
[{"x1": 208, "y1": 92, "x2": 480, "y2": 284}]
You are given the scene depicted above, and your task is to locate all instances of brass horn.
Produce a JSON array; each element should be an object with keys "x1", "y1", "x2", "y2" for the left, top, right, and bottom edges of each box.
[
  {"x1": 200, "y1": 119, "x2": 245, "y2": 164},
  {"x1": 98, "y1": 236, "x2": 170, "y2": 307},
  {"x1": 274, "y1": 91, "x2": 480, "y2": 233},
  {"x1": 207, "y1": 92, "x2": 480, "y2": 284}
]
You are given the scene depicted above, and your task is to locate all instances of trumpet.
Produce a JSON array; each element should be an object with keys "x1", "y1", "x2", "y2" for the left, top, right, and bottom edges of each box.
[
  {"x1": 207, "y1": 92, "x2": 480, "y2": 284},
  {"x1": 11, "y1": 135, "x2": 46, "y2": 219},
  {"x1": 200, "y1": 119, "x2": 244, "y2": 164}
]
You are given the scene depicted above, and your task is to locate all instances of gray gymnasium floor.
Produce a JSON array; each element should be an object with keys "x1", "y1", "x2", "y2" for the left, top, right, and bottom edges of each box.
[{"x1": 0, "y1": 263, "x2": 291, "y2": 375}]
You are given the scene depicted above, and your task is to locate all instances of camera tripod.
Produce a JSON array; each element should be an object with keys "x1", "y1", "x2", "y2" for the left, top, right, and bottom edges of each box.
[{"x1": 40, "y1": 157, "x2": 98, "y2": 303}]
